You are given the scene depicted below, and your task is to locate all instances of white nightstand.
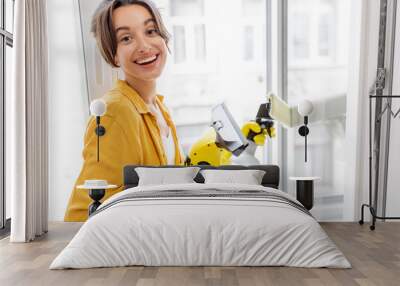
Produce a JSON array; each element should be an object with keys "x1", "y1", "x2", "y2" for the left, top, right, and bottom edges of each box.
[{"x1": 289, "y1": 177, "x2": 321, "y2": 210}]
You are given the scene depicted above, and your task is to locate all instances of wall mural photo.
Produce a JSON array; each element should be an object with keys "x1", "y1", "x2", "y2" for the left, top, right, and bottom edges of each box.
[{"x1": 47, "y1": 0, "x2": 352, "y2": 222}]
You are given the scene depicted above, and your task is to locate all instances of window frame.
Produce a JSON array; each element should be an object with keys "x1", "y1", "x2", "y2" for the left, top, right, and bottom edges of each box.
[
  {"x1": 275, "y1": 0, "x2": 364, "y2": 221},
  {"x1": 0, "y1": 0, "x2": 14, "y2": 234}
]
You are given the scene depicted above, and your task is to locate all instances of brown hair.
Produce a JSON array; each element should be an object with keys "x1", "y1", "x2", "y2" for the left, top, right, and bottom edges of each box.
[{"x1": 91, "y1": 0, "x2": 170, "y2": 68}]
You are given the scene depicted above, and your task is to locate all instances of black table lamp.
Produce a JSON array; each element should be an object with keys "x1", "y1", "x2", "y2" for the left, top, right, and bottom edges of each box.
[
  {"x1": 89, "y1": 99, "x2": 107, "y2": 162},
  {"x1": 297, "y1": 100, "x2": 314, "y2": 162}
]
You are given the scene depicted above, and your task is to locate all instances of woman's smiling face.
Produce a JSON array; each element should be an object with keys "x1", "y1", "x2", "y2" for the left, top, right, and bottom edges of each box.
[{"x1": 113, "y1": 4, "x2": 167, "y2": 82}]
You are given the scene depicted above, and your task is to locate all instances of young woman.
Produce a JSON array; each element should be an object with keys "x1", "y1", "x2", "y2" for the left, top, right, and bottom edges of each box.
[{"x1": 65, "y1": 0, "x2": 184, "y2": 221}]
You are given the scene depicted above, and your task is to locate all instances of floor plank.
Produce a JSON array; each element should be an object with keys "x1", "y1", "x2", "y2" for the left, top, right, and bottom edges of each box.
[{"x1": 0, "y1": 222, "x2": 399, "y2": 286}]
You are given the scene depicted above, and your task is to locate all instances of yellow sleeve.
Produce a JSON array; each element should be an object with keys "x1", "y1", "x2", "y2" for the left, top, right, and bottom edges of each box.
[{"x1": 64, "y1": 115, "x2": 140, "y2": 222}]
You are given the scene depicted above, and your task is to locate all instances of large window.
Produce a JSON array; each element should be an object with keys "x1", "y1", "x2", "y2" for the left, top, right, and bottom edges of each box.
[
  {"x1": 284, "y1": 0, "x2": 350, "y2": 220},
  {"x1": 0, "y1": 0, "x2": 14, "y2": 233},
  {"x1": 157, "y1": 0, "x2": 267, "y2": 157}
]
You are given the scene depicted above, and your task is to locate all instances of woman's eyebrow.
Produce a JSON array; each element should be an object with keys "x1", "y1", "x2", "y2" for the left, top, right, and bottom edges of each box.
[
  {"x1": 144, "y1": 18, "x2": 156, "y2": 25},
  {"x1": 115, "y1": 26, "x2": 130, "y2": 34},
  {"x1": 115, "y1": 18, "x2": 155, "y2": 34}
]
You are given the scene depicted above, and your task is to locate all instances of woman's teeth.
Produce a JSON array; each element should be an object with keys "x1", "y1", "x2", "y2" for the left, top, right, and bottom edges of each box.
[{"x1": 135, "y1": 55, "x2": 158, "y2": 65}]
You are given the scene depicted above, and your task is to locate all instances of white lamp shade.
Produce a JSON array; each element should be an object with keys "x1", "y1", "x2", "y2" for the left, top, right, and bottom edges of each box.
[
  {"x1": 297, "y1": 100, "x2": 314, "y2": 116},
  {"x1": 90, "y1": 99, "x2": 107, "y2": 116}
]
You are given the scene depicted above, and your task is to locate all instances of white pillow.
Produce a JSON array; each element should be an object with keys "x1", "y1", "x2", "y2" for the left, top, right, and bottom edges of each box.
[
  {"x1": 135, "y1": 167, "x2": 200, "y2": 186},
  {"x1": 200, "y1": 169, "x2": 266, "y2": 185}
]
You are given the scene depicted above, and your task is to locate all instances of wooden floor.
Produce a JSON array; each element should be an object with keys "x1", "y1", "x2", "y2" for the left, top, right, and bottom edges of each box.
[{"x1": 0, "y1": 222, "x2": 399, "y2": 286}]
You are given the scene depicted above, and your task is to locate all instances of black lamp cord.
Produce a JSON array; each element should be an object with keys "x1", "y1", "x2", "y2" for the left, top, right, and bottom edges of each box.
[
  {"x1": 94, "y1": 116, "x2": 106, "y2": 162},
  {"x1": 304, "y1": 116, "x2": 308, "y2": 162},
  {"x1": 96, "y1": 116, "x2": 100, "y2": 162}
]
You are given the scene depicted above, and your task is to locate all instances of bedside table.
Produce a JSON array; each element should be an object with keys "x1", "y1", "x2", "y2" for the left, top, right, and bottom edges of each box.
[
  {"x1": 289, "y1": 177, "x2": 320, "y2": 210},
  {"x1": 78, "y1": 181, "x2": 117, "y2": 216}
]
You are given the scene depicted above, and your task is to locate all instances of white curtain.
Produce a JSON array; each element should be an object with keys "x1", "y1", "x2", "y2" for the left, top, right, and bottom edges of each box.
[{"x1": 9, "y1": 0, "x2": 49, "y2": 242}]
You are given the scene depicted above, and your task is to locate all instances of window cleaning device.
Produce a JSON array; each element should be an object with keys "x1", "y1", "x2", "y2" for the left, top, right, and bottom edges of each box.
[
  {"x1": 185, "y1": 103, "x2": 249, "y2": 166},
  {"x1": 186, "y1": 93, "x2": 313, "y2": 166}
]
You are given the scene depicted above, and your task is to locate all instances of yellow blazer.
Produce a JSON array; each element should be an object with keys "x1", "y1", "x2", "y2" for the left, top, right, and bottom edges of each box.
[{"x1": 64, "y1": 80, "x2": 184, "y2": 222}]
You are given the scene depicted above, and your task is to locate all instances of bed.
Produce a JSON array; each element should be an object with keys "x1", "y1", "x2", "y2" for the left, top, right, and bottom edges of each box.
[{"x1": 50, "y1": 165, "x2": 350, "y2": 269}]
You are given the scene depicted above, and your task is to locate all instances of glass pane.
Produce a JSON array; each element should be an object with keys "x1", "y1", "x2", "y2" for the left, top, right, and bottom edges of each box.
[
  {"x1": 318, "y1": 14, "x2": 331, "y2": 56},
  {"x1": 170, "y1": 0, "x2": 204, "y2": 17},
  {"x1": 286, "y1": 0, "x2": 351, "y2": 220},
  {"x1": 0, "y1": 1, "x2": 2, "y2": 29},
  {"x1": 242, "y1": 0, "x2": 264, "y2": 17},
  {"x1": 173, "y1": 25, "x2": 186, "y2": 63},
  {"x1": 157, "y1": 0, "x2": 267, "y2": 156},
  {"x1": 5, "y1": 44, "x2": 12, "y2": 219},
  {"x1": 194, "y1": 24, "x2": 206, "y2": 62},
  {"x1": 243, "y1": 26, "x2": 254, "y2": 61},
  {"x1": 290, "y1": 13, "x2": 309, "y2": 60},
  {"x1": 6, "y1": 0, "x2": 15, "y2": 33}
]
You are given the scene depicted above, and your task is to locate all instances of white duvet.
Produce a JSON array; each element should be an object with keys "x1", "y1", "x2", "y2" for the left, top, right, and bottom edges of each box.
[{"x1": 50, "y1": 183, "x2": 351, "y2": 269}]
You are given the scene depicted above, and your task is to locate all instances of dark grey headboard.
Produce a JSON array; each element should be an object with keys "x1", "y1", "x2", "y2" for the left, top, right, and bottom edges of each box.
[{"x1": 123, "y1": 165, "x2": 280, "y2": 189}]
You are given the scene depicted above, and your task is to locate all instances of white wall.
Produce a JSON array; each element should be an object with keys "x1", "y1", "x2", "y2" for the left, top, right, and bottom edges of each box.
[
  {"x1": 355, "y1": 0, "x2": 400, "y2": 222},
  {"x1": 47, "y1": 0, "x2": 89, "y2": 221},
  {"x1": 384, "y1": 0, "x2": 400, "y2": 217},
  {"x1": 341, "y1": 0, "x2": 376, "y2": 221},
  {"x1": 356, "y1": 0, "x2": 393, "y2": 222}
]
